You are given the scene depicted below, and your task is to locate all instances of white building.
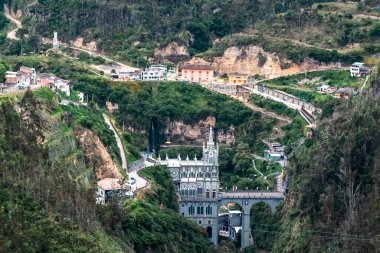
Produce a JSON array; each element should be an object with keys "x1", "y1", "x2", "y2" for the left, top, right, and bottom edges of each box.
[
  {"x1": 4, "y1": 66, "x2": 37, "y2": 90},
  {"x1": 141, "y1": 64, "x2": 167, "y2": 81},
  {"x1": 316, "y1": 85, "x2": 333, "y2": 94},
  {"x1": 96, "y1": 178, "x2": 122, "y2": 204},
  {"x1": 350, "y1": 62, "x2": 370, "y2": 77},
  {"x1": 37, "y1": 73, "x2": 70, "y2": 96},
  {"x1": 55, "y1": 79, "x2": 70, "y2": 96},
  {"x1": 111, "y1": 71, "x2": 141, "y2": 81}
]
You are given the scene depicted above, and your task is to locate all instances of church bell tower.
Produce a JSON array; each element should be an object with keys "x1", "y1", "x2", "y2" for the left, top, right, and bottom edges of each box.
[{"x1": 203, "y1": 126, "x2": 218, "y2": 165}]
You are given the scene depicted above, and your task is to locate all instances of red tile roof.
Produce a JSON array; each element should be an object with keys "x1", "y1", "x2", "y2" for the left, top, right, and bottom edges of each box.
[
  {"x1": 182, "y1": 64, "x2": 214, "y2": 71},
  {"x1": 97, "y1": 178, "x2": 121, "y2": 190}
]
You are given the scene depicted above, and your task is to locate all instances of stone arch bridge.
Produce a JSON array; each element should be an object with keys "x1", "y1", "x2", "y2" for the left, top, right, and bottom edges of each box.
[{"x1": 213, "y1": 191, "x2": 285, "y2": 248}]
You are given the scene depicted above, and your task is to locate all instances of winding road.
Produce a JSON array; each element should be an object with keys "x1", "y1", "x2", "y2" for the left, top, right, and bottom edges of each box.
[
  {"x1": 3, "y1": 4, "x2": 137, "y2": 72},
  {"x1": 4, "y1": 4, "x2": 22, "y2": 40},
  {"x1": 103, "y1": 114, "x2": 150, "y2": 192},
  {"x1": 103, "y1": 114, "x2": 127, "y2": 170}
]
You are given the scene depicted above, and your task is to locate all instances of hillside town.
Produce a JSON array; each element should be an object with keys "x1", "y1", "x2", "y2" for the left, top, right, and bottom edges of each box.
[
  {"x1": 0, "y1": 66, "x2": 71, "y2": 95},
  {"x1": 1, "y1": 60, "x2": 370, "y2": 101},
  {"x1": 101, "y1": 60, "x2": 370, "y2": 100}
]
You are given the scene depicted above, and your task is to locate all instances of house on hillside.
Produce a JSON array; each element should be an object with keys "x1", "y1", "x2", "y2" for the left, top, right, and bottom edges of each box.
[
  {"x1": 111, "y1": 71, "x2": 141, "y2": 81},
  {"x1": 316, "y1": 85, "x2": 335, "y2": 94},
  {"x1": 5, "y1": 67, "x2": 36, "y2": 89},
  {"x1": 20, "y1": 66, "x2": 37, "y2": 84},
  {"x1": 180, "y1": 64, "x2": 214, "y2": 83},
  {"x1": 0, "y1": 83, "x2": 17, "y2": 93},
  {"x1": 334, "y1": 87, "x2": 357, "y2": 99},
  {"x1": 141, "y1": 64, "x2": 167, "y2": 81},
  {"x1": 165, "y1": 68, "x2": 177, "y2": 81},
  {"x1": 96, "y1": 178, "x2": 122, "y2": 204},
  {"x1": 228, "y1": 73, "x2": 248, "y2": 84},
  {"x1": 37, "y1": 73, "x2": 71, "y2": 96},
  {"x1": 350, "y1": 62, "x2": 370, "y2": 77}
]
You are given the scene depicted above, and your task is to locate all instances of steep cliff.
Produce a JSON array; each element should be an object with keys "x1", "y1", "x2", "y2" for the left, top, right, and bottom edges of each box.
[
  {"x1": 273, "y1": 67, "x2": 380, "y2": 253},
  {"x1": 74, "y1": 125, "x2": 123, "y2": 180},
  {"x1": 167, "y1": 116, "x2": 235, "y2": 145},
  {"x1": 154, "y1": 42, "x2": 189, "y2": 63},
  {"x1": 0, "y1": 90, "x2": 130, "y2": 252},
  {"x1": 190, "y1": 45, "x2": 343, "y2": 78}
]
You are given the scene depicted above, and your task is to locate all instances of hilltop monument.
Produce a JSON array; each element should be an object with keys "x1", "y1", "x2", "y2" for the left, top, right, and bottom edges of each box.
[{"x1": 53, "y1": 31, "x2": 59, "y2": 50}]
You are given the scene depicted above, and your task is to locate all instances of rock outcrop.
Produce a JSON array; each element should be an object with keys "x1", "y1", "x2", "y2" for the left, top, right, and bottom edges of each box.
[
  {"x1": 154, "y1": 42, "x2": 189, "y2": 63},
  {"x1": 74, "y1": 125, "x2": 123, "y2": 180},
  {"x1": 189, "y1": 45, "x2": 343, "y2": 79},
  {"x1": 71, "y1": 37, "x2": 98, "y2": 52},
  {"x1": 167, "y1": 116, "x2": 235, "y2": 145}
]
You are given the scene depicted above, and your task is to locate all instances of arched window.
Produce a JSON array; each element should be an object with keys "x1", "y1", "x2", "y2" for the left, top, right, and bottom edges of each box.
[
  {"x1": 212, "y1": 190, "x2": 216, "y2": 198},
  {"x1": 206, "y1": 190, "x2": 210, "y2": 198},
  {"x1": 206, "y1": 205, "x2": 212, "y2": 215}
]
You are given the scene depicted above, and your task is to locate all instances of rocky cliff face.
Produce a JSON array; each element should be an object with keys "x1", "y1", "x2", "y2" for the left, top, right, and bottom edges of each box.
[
  {"x1": 167, "y1": 116, "x2": 235, "y2": 145},
  {"x1": 189, "y1": 45, "x2": 343, "y2": 78},
  {"x1": 154, "y1": 42, "x2": 189, "y2": 63},
  {"x1": 74, "y1": 125, "x2": 123, "y2": 180}
]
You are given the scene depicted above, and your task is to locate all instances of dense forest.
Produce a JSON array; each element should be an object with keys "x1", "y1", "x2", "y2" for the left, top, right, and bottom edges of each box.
[
  {"x1": 272, "y1": 66, "x2": 380, "y2": 252},
  {"x1": 3, "y1": 0, "x2": 379, "y2": 65}
]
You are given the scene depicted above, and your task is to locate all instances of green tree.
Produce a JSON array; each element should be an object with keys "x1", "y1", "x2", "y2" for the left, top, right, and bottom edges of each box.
[{"x1": 232, "y1": 142, "x2": 252, "y2": 176}]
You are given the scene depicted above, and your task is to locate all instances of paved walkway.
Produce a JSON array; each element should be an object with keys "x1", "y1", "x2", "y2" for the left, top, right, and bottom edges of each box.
[
  {"x1": 129, "y1": 169, "x2": 148, "y2": 192},
  {"x1": 219, "y1": 191, "x2": 285, "y2": 199},
  {"x1": 243, "y1": 85, "x2": 318, "y2": 124}
]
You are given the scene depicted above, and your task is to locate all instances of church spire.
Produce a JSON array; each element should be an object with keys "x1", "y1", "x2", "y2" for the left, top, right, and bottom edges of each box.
[{"x1": 208, "y1": 125, "x2": 213, "y2": 143}]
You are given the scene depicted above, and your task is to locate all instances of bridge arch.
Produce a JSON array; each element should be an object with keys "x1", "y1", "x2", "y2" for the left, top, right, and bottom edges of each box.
[
  {"x1": 250, "y1": 202, "x2": 278, "y2": 251},
  {"x1": 217, "y1": 192, "x2": 283, "y2": 248}
]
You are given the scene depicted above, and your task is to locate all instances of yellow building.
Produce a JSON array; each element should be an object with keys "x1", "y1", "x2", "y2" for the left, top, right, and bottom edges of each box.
[
  {"x1": 228, "y1": 73, "x2": 248, "y2": 84},
  {"x1": 215, "y1": 77, "x2": 228, "y2": 84}
]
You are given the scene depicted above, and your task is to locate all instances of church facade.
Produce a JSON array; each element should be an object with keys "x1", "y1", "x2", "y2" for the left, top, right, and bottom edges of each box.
[{"x1": 158, "y1": 126, "x2": 220, "y2": 245}]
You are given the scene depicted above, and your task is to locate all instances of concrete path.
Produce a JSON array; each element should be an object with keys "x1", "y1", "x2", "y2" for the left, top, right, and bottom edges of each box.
[
  {"x1": 103, "y1": 114, "x2": 127, "y2": 170},
  {"x1": 4, "y1": 4, "x2": 22, "y2": 40},
  {"x1": 128, "y1": 169, "x2": 148, "y2": 192},
  {"x1": 244, "y1": 85, "x2": 318, "y2": 124},
  {"x1": 360, "y1": 75, "x2": 370, "y2": 92}
]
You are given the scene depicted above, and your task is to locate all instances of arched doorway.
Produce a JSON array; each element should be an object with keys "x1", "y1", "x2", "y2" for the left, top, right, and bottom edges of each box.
[{"x1": 206, "y1": 226, "x2": 213, "y2": 238}]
